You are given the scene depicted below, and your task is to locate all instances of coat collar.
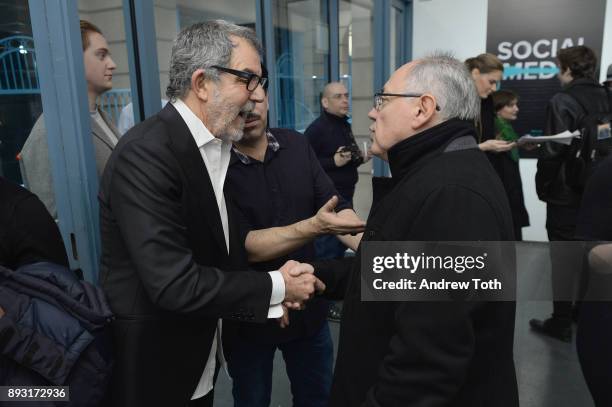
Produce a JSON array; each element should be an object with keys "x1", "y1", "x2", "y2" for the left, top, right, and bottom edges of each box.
[{"x1": 388, "y1": 118, "x2": 477, "y2": 181}]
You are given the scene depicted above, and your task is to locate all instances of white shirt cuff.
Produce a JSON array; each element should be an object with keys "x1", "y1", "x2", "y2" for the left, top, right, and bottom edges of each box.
[
  {"x1": 267, "y1": 304, "x2": 284, "y2": 318},
  {"x1": 267, "y1": 271, "x2": 285, "y2": 319},
  {"x1": 268, "y1": 270, "x2": 285, "y2": 304}
]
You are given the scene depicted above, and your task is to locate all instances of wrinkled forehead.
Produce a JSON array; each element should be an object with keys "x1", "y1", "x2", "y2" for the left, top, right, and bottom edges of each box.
[{"x1": 228, "y1": 35, "x2": 262, "y2": 75}]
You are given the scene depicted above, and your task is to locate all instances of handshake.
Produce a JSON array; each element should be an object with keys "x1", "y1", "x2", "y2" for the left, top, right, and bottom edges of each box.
[
  {"x1": 280, "y1": 260, "x2": 325, "y2": 309},
  {"x1": 276, "y1": 260, "x2": 325, "y2": 328}
]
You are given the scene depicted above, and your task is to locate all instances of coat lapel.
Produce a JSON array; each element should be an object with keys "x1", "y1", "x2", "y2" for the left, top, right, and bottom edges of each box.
[
  {"x1": 91, "y1": 109, "x2": 120, "y2": 149},
  {"x1": 159, "y1": 103, "x2": 228, "y2": 255},
  {"x1": 99, "y1": 109, "x2": 122, "y2": 140}
]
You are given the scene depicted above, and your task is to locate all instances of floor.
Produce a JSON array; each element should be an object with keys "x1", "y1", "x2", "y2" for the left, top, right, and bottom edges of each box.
[{"x1": 211, "y1": 173, "x2": 595, "y2": 407}]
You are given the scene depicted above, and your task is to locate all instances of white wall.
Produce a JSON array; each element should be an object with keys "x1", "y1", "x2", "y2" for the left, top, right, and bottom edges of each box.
[
  {"x1": 412, "y1": 0, "x2": 612, "y2": 242},
  {"x1": 413, "y1": 0, "x2": 488, "y2": 61}
]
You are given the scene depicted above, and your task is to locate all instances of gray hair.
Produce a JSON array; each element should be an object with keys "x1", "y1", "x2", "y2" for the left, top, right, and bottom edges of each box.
[
  {"x1": 166, "y1": 20, "x2": 262, "y2": 101},
  {"x1": 403, "y1": 52, "x2": 480, "y2": 121}
]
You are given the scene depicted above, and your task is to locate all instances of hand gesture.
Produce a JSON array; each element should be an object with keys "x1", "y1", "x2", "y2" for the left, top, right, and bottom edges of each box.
[
  {"x1": 478, "y1": 139, "x2": 516, "y2": 153},
  {"x1": 311, "y1": 196, "x2": 366, "y2": 235}
]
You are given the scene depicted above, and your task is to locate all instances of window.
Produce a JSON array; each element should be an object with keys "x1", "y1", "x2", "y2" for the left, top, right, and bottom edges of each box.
[
  {"x1": 272, "y1": 0, "x2": 330, "y2": 131},
  {"x1": 339, "y1": 0, "x2": 373, "y2": 156},
  {"x1": 0, "y1": 0, "x2": 41, "y2": 185}
]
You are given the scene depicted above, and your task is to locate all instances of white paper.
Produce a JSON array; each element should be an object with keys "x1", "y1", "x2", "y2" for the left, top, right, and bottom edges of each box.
[{"x1": 517, "y1": 130, "x2": 581, "y2": 146}]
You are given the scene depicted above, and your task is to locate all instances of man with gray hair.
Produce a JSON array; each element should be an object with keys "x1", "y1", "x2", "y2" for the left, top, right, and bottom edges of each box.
[
  {"x1": 314, "y1": 53, "x2": 519, "y2": 406},
  {"x1": 98, "y1": 20, "x2": 321, "y2": 407}
]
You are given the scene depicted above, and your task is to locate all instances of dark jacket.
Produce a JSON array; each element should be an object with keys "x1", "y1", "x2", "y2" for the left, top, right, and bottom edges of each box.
[
  {"x1": 479, "y1": 97, "x2": 529, "y2": 236},
  {"x1": 0, "y1": 176, "x2": 68, "y2": 270},
  {"x1": 305, "y1": 111, "x2": 362, "y2": 200},
  {"x1": 98, "y1": 103, "x2": 273, "y2": 406},
  {"x1": 0, "y1": 262, "x2": 113, "y2": 406},
  {"x1": 536, "y1": 78, "x2": 612, "y2": 207},
  {"x1": 226, "y1": 128, "x2": 349, "y2": 344},
  {"x1": 317, "y1": 119, "x2": 518, "y2": 407}
]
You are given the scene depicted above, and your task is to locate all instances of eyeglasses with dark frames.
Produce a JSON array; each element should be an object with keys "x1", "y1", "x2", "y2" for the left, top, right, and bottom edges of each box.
[
  {"x1": 211, "y1": 65, "x2": 268, "y2": 92},
  {"x1": 373, "y1": 92, "x2": 441, "y2": 112}
]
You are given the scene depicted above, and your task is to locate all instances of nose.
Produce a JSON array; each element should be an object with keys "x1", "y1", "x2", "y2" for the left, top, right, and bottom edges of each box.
[
  {"x1": 250, "y1": 82, "x2": 265, "y2": 103},
  {"x1": 367, "y1": 106, "x2": 377, "y2": 121},
  {"x1": 108, "y1": 56, "x2": 117, "y2": 71}
]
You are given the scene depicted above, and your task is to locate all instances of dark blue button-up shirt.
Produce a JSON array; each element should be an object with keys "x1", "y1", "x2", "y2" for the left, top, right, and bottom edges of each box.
[
  {"x1": 226, "y1": 128, "x2": 352, "y2": 343},
  {"x1": 227, "y1": 128, "x2": 351, "y2": 273}
]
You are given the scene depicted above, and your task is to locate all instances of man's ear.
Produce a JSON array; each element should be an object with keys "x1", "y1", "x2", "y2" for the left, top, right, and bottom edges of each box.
[
  {"x1": 411, "y1": 94, "x2": 438, "y2": 129},
  {"x1": 191, "y1": 68, "x2": 209, "y2": 101},
  {"x1": 321, "y1": 97, "x2": 329, "y2": 110}
]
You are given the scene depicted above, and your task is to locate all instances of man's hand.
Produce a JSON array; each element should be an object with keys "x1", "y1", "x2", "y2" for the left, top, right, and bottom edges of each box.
[
  {"x1": 280, "y1": 260, "x2": 317, "y2": 310},
  {"x1": 334, "y1": 147, "x2": 352, "y2": 167},
  {"x1": 0, "y1": 306, "x2": 4, "y2": 319},
  {"x1": 478, "y1": 139, "x2": 516, "y2": 153},
  {"x1": 310, "y1": 196, "x2": 366, "y2": 235},
  {"x1": 277, "y1": 305, "x2": 290, "y2": 328}
]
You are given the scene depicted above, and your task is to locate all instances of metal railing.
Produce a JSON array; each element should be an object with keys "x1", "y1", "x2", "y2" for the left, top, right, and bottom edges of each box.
[
  {"x1": 1, "y1": 35, "x2": 131, "y2": 127},
  {"x1": 0, "y1": 36, "x2": 39, "y2": 95},
  {"x1": 98, "y1": 89, "x2": 131, "y2": 126}
]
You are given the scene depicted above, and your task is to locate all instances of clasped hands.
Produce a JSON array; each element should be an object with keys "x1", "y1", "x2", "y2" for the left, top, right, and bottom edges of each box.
[{"x1": 276, "y1": 260, "x2": 325, "y2": 328}]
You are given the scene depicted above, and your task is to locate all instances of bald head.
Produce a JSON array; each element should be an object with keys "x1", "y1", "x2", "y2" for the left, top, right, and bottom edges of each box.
[{"x1": 321, "y1": 82, "x2": 349, "y2": 117}]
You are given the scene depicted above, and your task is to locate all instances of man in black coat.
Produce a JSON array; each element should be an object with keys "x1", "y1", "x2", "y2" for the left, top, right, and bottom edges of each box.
[
  {"x1": 98, "y1": 21, "x2": 320, "y2": 407},
  {"x1": 316, "y1": 53, "x2": 519, "y2": 406},
  {"x1": 305, "y1": 82, "x2": 369, "y2": 260}
]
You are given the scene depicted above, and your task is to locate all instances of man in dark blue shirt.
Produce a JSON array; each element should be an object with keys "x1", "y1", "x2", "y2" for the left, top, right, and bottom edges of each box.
[
  {"x1": 225, "y1": 73, "x2": 364, "y2": 407},
  {"x1": 305, "y1": 82, "x2": 370, "y2": 262}
]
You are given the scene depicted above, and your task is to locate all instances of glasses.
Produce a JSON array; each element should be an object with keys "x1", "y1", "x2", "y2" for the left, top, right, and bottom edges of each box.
[
  {"x1": 211, "y1": 65, "x2": 268, "y2": 92},
  {"x1": 373, "y1": 92, "x2": 441, "y2": 112}
]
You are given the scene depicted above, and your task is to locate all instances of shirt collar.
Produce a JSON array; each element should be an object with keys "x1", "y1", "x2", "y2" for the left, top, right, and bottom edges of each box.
[
  {"x1": 171, "y1": 98, "x2": 216, "y2": 148},
  {"x1": 232, "y1": 130, "x2": 280, "y2": 165}
]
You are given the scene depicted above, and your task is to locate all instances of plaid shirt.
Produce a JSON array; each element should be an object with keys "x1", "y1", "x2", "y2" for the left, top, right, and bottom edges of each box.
[{"x1": 232, "y1": 130, "x2": 280, "y2": 164}]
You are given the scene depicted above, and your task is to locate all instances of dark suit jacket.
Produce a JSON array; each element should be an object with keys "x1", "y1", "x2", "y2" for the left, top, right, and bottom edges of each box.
[
  {"x1": 98, "y1": 103, "x2": 273, "y2": 407},
  {"x1": 316, "y1": 119, "x2": 519, "y2": 407}
]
